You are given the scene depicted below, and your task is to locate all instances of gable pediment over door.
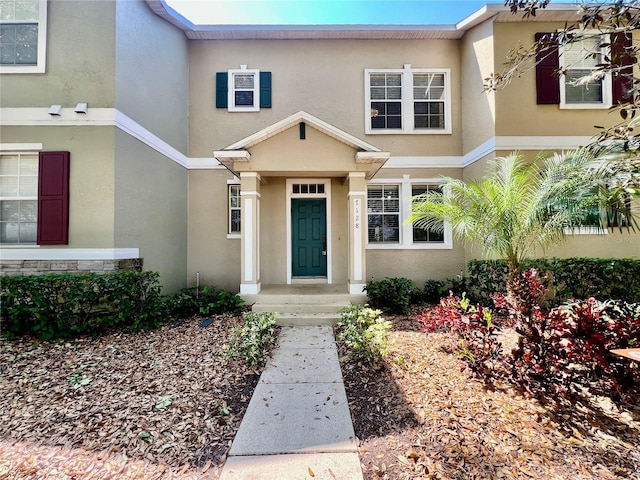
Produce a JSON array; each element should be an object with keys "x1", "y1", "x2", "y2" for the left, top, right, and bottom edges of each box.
[{"x1": 214, "y1": 111, "x2": 389, "y2": 178}]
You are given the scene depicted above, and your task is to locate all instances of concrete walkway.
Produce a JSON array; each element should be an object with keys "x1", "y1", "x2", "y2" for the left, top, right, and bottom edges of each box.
[{"x1": 219, "y1": 326, "x2": 363, "y2": 480}]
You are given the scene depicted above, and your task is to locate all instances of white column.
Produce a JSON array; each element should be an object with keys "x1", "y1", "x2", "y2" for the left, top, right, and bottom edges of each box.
[
  {"x1": 348, "y1": 172, "x2": 367, "y2": 294},
  {"x1": 240, "y1": 172, "x2": 261, "y2": 295}
]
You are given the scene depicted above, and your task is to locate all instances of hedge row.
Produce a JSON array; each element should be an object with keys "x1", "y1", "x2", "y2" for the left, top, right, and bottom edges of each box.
[
  {"x1": 466, "y1": 258, "x2": 640, "y2": 305},
  {"x1": 0, "y1": 271, "x2": 167, "y2": 339}
]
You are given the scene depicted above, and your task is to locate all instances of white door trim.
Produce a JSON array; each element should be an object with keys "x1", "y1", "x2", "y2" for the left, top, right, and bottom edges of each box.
[{"x1": 286, "y1": 178, "x2": 332, "y2": 284}]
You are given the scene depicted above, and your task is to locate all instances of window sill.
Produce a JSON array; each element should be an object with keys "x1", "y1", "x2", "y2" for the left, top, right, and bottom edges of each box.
[
  {"x1": 0, "y1": 244, "x2": 40, "y2": 248},
  {"x1": 564, "y1": 227, "x2": 608, "y2": 235},
  {"x1": 365, "y1": 128, "x2": 452, "y2": 135},
  {"x1": 367, "y1": 243, "x2": 452, "y2": 250},
  {"x1": 227, "y1": 233, "x2": 241, "y2": 239},
  {"x1": 559, "y1": 103, "x2": 611, "y2": 110}
]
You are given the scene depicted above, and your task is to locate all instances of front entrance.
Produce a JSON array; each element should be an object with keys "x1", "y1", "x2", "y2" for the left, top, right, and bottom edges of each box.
[{"x1": 292, "y1": 199, "x2": 327, "y2": 277}]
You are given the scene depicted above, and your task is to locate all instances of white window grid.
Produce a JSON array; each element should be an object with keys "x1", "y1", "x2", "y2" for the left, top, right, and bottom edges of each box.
[
  {"x1": 228, "y1": 66, "x2": 260, "y2": 112},
  {"x1": 366, "y1": 177, "x2": 453, "y2": 250},
  {"x1": 559, "y1": 32, "x2": 612, "y2": 109},
  {"x1": 365, "y1": 65, "x2": 451, "y2": 134},
  {"x1": 0, "y1": 0, "x2": 47, "y2": 73},
  {"x1": 0, "y1": 152, "x2": 38, "y2": 244}
]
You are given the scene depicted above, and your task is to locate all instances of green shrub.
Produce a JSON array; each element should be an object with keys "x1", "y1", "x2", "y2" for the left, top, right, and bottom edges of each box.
[
  {"x1": 467, "y1": 258, "x2": 640, "y2": 305},
  {"x1": 164, "y1": 285, "x2": 244, "y2": 317},
  {"x1": 0, "y1": 271, "x2": 167, "y2": 339},
  {"x1": 222, "y1": 311, "x2": 278, "y2": 366},
  {"x1": 337, "y1": 304, "x2": 392, "y2": 363},
  {"x1": 420, "y1": 279, "x2": 447, "y2": 304},
  {"x1": 364, "y1": 277, "x2": 418, "y2": 314}
]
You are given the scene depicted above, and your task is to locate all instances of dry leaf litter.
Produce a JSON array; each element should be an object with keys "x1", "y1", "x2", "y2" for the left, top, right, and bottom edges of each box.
[
  {"x1": 0, "y1": 314, "x2": 263, "y2": 479},
  {"x1": 339, "y1": 314, "x2": 640, "y2": 480}
]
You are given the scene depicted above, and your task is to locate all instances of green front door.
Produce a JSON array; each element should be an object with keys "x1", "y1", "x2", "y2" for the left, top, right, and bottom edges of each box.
[{"x1": 292, "y1": 199, "x2": 327, "y2": 277}]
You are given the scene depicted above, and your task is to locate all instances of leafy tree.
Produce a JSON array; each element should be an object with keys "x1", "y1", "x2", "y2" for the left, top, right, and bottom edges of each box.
[
  {"x1": 488, "y1": 0, "x2": 640, "y2": 195},
  {"x1": 410, "y1": 150, "x2": 627, "y2": 314}
]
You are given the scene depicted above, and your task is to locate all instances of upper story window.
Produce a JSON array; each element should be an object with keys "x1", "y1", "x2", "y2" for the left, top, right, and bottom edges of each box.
[
  {"x1": 365, "y1": 64, "x2": 451, "y2": 134},
  {"x1": 216, "y1": 66, "x2": 272, "y2": 112},
  {"x1": 560, "y1": 35, "x2": 612, "y2": 108},
  {"x1": 229, "y1": 67, "x2": 259, "y2": 112},
  {"x1": 0, "y1": 0, "x2": 47, "y2": 73},
  {"x1": 535, "y1": 31, "x2": 632, "y2": 107}
]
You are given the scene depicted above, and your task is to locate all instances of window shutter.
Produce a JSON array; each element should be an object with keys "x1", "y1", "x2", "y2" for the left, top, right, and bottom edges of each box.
[
  {"x1": 216, "y1": 72, "x2": 228, "y2": 108},
  {"x1": 611, "y1": 32, "x2": 633, "y2": 104},
  {"x1": 37, "y1": 151, "x2": 70, "y2": 245},
  {"x1": 535, "y1": 32, "x2": 560, "y2": 104},
  {"x1": 259, "y1": 71, "x2": 272, "y2": 108}
]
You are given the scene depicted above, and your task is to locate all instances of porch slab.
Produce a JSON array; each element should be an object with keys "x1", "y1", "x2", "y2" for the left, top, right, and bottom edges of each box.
[
  {"x1": 228, "y1": 382, "x2": 356, "y2": 456},
  {"x1": 220, "y1": 452, "x2": 363, "y2": 480}
]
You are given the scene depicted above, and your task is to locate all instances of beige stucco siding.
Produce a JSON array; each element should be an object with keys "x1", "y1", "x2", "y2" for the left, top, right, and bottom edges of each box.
[
  {"x1": 259, "y1": 178, "x2": 287, "y2": 284},
  {"x1": 493, "y1": 22, "x2": 632, "y2": 137},
  {"x1": 188, "y1": 39, "x2": 462, "y2": 158},
  {"x1": 1, "y1": 0, "x2": 116, "y2": 108},
  {"x1": 366, "y1": 248, "x2": 466, "y2": 284},
  {"x1": 187, "y1": 169, "x2": 241, "y2": 291},
  {"x1": 113, "y1": 131, "x2": 187, "y2": 292},
  {"x1": 461, "y1": 19, "x2": 496, "y2": 155},
  {"x1": 115, "y1": 0, "x2": 189, "y2": 153},
  {"x1": 0, "y1": 125, "x2": 115, "y2": 247}
]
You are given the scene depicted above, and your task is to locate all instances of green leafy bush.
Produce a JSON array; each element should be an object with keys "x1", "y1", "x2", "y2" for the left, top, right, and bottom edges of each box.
[
  {"x1": 165, "y1": 285, "x2": 244, "y2": 317},
  {"x1": 420, "y1": 279, "x2": 447, "y2": 304},
  {"x1": 0, "y1": 271, "x2": 167, "y2": 339},
  {"x1": 364, "y1": 277, "x2": 418, "y2": 314},
  {"x1": 222, "y1": 311, "x2": 278, "y2": 366},
  {"x1": 467, "y1": 258, "x2": 640, "y2": 305},
  {"x1": 337, "y1": 304, "x2": 392, "y2": 363}
]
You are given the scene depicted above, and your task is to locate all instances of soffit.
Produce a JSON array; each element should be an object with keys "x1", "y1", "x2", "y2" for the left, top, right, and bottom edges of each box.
[{"x1": 146, "y1": 1, "x2": 584, "y2": 40}]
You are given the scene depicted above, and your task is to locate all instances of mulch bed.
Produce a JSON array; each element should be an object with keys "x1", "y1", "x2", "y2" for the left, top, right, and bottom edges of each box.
[
  {"x1": 0, "y1": 314, "x2": 265, "y2": 480},
  {"x1": 339, "y1": 312, "x2": 640, "y2": 480}
]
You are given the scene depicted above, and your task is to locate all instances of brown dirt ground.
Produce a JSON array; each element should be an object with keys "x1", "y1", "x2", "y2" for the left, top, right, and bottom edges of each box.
[
  {"x1": 338, "y1": 312, "x2": 640, "y2": 480},
  {"x1": 0, "y1": 314, "x2": 270, "y2": 480}
]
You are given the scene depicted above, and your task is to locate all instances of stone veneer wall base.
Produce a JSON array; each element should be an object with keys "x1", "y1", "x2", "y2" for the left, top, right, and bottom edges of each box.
[{"x1": 0, "y1": 258, "x2": 143, "y2": 276}]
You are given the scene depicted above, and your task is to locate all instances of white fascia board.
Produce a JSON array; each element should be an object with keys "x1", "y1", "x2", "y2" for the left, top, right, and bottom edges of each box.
[
  {"x1": 224, "y1": 110, "x2": 382, "y2": 152},
  {"x1": 383, "y1": 156, "x2": 464, "y2": 169},
  {"x1": 0, "y1": 248, "x2": 140, "y2": 260},
  {"x1": 213, "y1": 150, "x2": 251, "y2": 160},
  {"x1": 0, "y1": 108, "x2": 190, "y2": 168},
  {"x1": 189, "y1": 158, "x2": 224, "y2": 169},
  {"x1": 495, "y1": 136, "x2": 594, "y2": 151}
]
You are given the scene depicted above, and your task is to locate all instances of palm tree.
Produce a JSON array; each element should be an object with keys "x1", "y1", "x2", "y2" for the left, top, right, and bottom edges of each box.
[{"x1": 410, "y1": 150, "x2": 633, "y2": 313}]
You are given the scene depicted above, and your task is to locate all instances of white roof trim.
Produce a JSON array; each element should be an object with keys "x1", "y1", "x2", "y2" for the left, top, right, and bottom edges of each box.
[
  {"x1": 222, "y1": 111, "x2": 383, "y2": 152},
  {"x1": 146, "y1": 1, "x2": 582, "y2": 40}
]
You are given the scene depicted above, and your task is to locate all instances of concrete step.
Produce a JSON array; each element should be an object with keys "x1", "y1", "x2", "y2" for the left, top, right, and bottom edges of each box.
[
  {"x1": 275, "y1": 313, "x2": 341, "y2": 326},
  {"x1": 252, "y1": 302, "x2": 349, "y2": 314},
  {"x1": 243, "y1": 293, "x2": 367, "y2": 304}
]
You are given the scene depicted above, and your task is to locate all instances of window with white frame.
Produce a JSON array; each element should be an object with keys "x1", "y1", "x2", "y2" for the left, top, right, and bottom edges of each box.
[
  {"x1": 366, "y1": 180, "x2": 451, "y2": 249},
  {"x1": 411, "y1": 185, "x2": 444, "y2": 243},
  {"x1": 229, "y1": 68, "x2": 259, "y2": 111},
  {"x1": 0, "y1": 0, "x2": 47, "y2": 73},
  {"x1": 560, "y1": 35, "x2": 612, "y2": 108},
  {"x1": 365, "y1": 65, "x2": 451, "y2": 134},
  {"x1": 228, "y1": 184, "x2": 241, "y2": 234},
  {"x1": 0, "y1": 153, "x2": 38, "y2": 243},
  {"x1": 367, "y1": 184, "x2": 400, "y2": 243}
]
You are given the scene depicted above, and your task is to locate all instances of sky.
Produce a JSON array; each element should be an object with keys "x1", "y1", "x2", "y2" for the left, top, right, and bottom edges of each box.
[{"x1": 164, "y1": 0, "x2": 578, "y2": 26}]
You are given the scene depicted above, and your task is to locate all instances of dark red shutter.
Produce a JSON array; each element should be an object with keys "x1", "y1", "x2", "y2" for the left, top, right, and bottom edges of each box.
[
  {"x1": 535, "y1": 32, "x2": 560, "y2": 104},
  {"x1": 37, "y1": 151, "x2": 70, "y2": 245},
  {"x1": 611, "y1": 32, "x2": 633, "y2": 104}
]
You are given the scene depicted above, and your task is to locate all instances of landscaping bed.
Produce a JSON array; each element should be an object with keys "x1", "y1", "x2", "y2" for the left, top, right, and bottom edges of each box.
[
  {"x1": 339, "y1": 313, "x2": 640, "y2": 480},
  {"x1": 0, "y1": 314, "x2": 263, "y2": 480}
]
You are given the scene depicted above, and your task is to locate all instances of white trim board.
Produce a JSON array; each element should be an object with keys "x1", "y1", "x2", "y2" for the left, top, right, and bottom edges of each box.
[
  {"x1": 0, "y1": 248, "x2": 140, "y2": 260},
  {"x1": 0, "y1": 108, "x2": 596, "y2": 171}
]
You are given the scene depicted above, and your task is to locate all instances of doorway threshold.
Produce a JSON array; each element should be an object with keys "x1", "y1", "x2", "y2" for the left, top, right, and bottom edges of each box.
[{"x1": 291, "y1": 277, "x2": 328, "y2": 285}]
